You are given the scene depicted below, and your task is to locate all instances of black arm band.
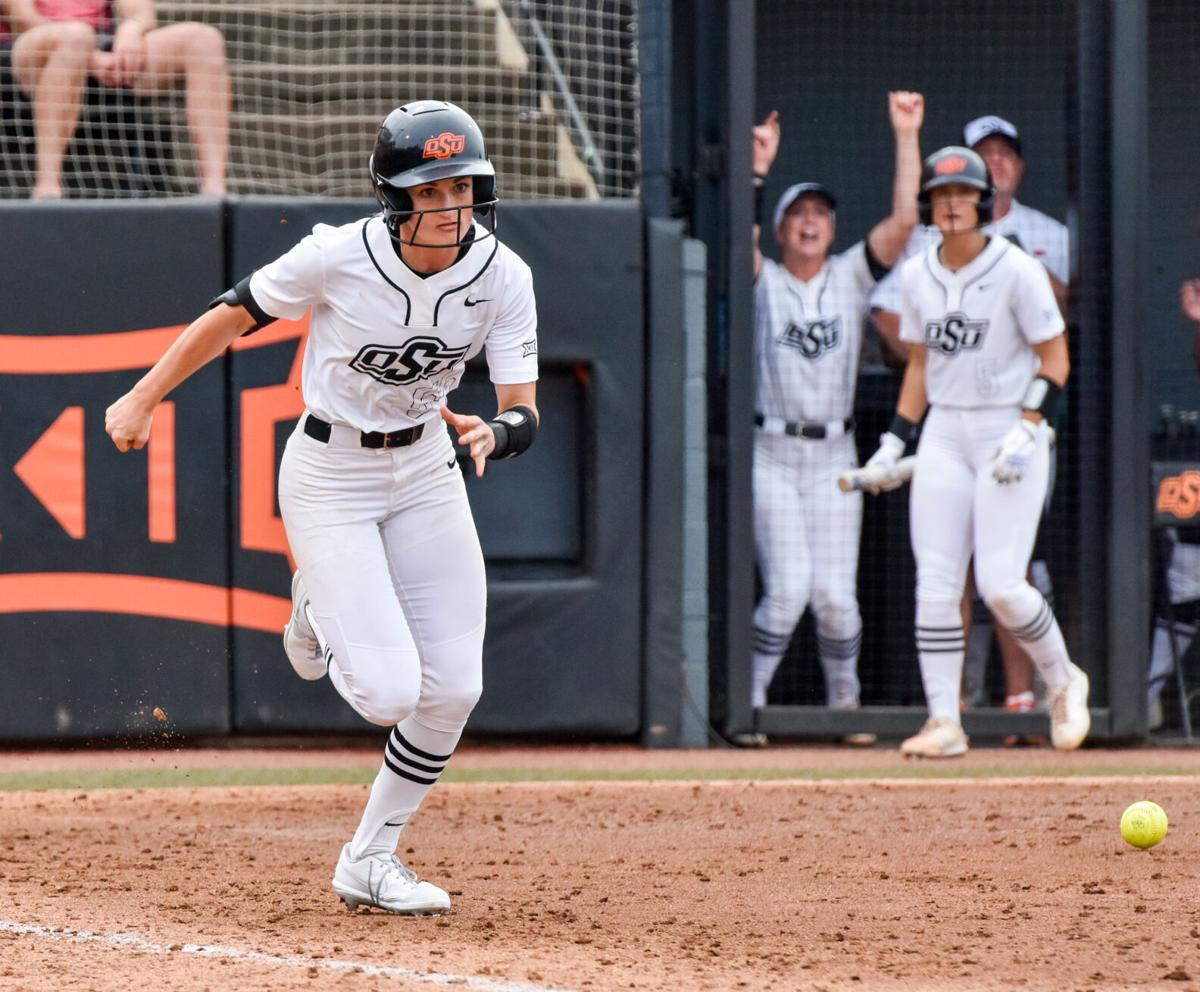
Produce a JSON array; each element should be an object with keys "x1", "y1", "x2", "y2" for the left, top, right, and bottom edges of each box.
[
  {"x1": 207, "y1": 274, "x2": 277, "y2": 333},
  {"x1": 487, "y1": 405, "x2": 538, "y2": 460},
  {"x1": 753, "y1": 174, "x2": 766, "y2": 227},
  {"x1": 888, "y1": 412, "x2": 918, "y2": 443},
  {"x1": 1021, "y1": 376, "x2": 1063, "y2": 420},
  {"x1": 864, "y1": 238, "x2": 891, "y2": 282}
]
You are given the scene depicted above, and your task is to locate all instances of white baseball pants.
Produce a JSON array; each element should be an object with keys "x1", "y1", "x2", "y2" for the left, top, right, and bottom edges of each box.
[
  {"x1": 752, "y1": 431, "x2": 864, "y2": 708},
  {"x1": 278, "y1": 419, "x2": 486, "y2": 734},
  {"x1": 910, "y1": 405, "x2": 1073, "y2": 723}
]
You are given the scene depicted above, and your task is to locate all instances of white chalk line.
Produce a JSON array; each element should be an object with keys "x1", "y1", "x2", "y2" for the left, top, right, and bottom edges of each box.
[{"x1": 0, "y1": 920, "x2": 579, "y2": 992}]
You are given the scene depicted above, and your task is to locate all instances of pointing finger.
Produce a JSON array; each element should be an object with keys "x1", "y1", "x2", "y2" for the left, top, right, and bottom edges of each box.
[{"x1": 439, "y1": 406, "x2": 468, "y2": 429}]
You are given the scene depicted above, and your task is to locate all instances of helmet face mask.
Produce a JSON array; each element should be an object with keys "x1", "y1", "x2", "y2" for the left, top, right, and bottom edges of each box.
[
  {"x1": 917, "y1": 146, "x2": 995, "y2": 228},
  {"x1": 368, "y1": 101, "x2": 499, "y2": 248}
]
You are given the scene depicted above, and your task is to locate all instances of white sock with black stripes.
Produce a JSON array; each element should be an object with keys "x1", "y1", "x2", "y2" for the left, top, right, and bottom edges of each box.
[
  {"x1": 817, "y1": 624, "x2": 863, "y2": 708},
  {"x1": 915, "y1": 600, "x2": 965, "y2": 725},
  {"x1": 347, "y1": 718, "x2": 462, "y2": 861},
  {"x1": 1004, "y1": 594, "x2": 1074, "y2": 689},
  {"x1": 751, "y1": 625, "x2": 792, "y2": 708}
]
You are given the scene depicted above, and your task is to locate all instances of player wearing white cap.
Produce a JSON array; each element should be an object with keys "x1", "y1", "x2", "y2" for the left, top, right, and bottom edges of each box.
[
  {"x1": 105, "y1": 101, "x2": 539, "y2": 912},
  {"x1": 744, "y1": 93, "x2": 923, "y2": 741},
  {"x1": 865, "y1": 145, "x2": 1089, "y2": 757}
]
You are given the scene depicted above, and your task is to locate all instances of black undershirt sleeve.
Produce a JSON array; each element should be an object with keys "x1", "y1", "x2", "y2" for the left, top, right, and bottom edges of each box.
[
  {"x1": 208, "y1": 274, "x2": 278, "y2": 334},
  {"x1": 864, "y1": 239, "x2": 891, "y2": 283}
]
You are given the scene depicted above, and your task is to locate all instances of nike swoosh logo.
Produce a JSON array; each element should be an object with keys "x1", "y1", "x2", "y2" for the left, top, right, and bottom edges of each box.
[
  {"x1": 446, "y1": 458, "x2": 456, "y2": 469},
  {"x1": 464, "y1": 297, "x2": 491, "y2": 307}
]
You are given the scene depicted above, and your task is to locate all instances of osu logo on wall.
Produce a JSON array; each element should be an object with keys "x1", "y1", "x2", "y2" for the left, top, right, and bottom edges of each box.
[
  {"x1": 925, "y1": 312, "x2": 988, "y2": 355},
  {"x1": 423, "y1": 131, "x2": 466, "y2": 160},
  {"x1": 350, "y1": 337, "x2": 470, "y2": 386},
  {"x1": 1157, "y1": 469, "x2": 1200, "y2": 520}
]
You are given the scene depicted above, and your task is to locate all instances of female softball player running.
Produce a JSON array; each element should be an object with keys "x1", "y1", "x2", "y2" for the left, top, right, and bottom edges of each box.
[
  {"x1": 105, "y1": 101, "x2": 539, "y2": 913},
  {"x1": 865, "y1": 145, "x2": 1088, "y2": 758},
  {"x1": 748, "y1": 92, "x2": 923, "y2": 734}
]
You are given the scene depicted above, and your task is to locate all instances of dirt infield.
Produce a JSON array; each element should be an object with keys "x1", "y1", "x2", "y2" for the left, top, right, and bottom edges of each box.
[{"x1": 2, "y1": 744, "x2": 1199, "y2": 991}]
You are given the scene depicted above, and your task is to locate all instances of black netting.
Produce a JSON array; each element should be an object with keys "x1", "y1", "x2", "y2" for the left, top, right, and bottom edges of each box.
[
  {"x1": 1147, "y1": 0, "x2": 1200, "y2": 736},
  {"x1": 753, "y1": 0, "x2": 1086, "y2": 727}
]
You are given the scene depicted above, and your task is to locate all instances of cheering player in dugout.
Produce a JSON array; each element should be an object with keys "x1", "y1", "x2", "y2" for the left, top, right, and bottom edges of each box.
[
  {"x1": 106, "y1": 101, "x2": 539, "y2": 914},
  {"x1": 747, "y1": 92, "x2": 924, "y2": 742},
  {"x1": 864, "y1": 146, "x2": 1090, "y2": 758}
]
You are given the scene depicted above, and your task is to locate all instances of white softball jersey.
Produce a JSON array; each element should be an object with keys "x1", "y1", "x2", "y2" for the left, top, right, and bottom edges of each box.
[
  {"x1": 869, "y1": 199, "x2": 1069, "y2": 313},
  {"x1": 754, "y1": 244, "x2": 876, "y2": 423},
  {"x1": 896, "y1": 236, "x2": 1064, "y2": 407},
  {"x1": 249, "y1": 217, "x2": 538, "y2": 433},
  {"x1": 987, "y1": 201, "x2": 1069, "y2": 284}
]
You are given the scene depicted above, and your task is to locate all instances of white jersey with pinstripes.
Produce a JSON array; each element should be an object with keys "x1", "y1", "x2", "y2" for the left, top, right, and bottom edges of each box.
[
  {"x1": 754, "y1": 244, "x2": 876, "y2": 423},
  {"x1": 248, "y1": 216, "x2": 538, "y2": 434},
  {"x1": 896, "y1": 236, "x2": 1063, "y2": 407}
]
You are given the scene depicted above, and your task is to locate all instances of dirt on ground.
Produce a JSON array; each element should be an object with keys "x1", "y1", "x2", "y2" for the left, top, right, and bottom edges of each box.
[{"x1": 1, "y1": 744, "x2": 1199, "y2": 992}]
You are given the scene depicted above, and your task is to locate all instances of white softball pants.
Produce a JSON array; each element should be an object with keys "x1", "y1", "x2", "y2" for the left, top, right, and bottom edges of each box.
[
  {"x1": 910, "y1": 405, "x2": 1072, "y2": 722},
  {"x1": 278, "y1": 419, "x2": 485, "y2": 734},
  {"x1": 752, "y1": 431, "x2": 863, "y2": 708}
]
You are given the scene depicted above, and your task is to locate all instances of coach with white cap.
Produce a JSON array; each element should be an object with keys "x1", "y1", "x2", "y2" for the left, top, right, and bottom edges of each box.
[{"x1": 963, "y1": 115, "x2": 1069, "y2": 310}]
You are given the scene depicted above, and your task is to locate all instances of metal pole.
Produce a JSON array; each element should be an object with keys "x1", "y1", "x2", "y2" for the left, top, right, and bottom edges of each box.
[{"x1": 517, "y1": 0, "x2": 608, "y2": 187}]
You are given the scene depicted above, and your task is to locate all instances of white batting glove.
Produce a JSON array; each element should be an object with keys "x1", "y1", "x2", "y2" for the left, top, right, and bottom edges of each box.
[
  {"x1": 862, "y1": 432, "x2": 907, "y2": 493},
  {"x1": 991, "y1": 420, "x2": 1039, "y2": 484}
]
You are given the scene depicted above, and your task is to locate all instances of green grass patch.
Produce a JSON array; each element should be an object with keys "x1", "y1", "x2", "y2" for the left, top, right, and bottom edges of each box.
[
  {"x1": 0, "y1": 766, "x2": 376, "y2": 792},
  {"x1": 1, "y1": 762, "x2": 1198, "y2": 792}
]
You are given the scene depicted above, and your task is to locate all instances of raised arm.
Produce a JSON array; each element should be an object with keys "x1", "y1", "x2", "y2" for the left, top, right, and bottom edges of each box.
[
  {"x1": 866, "y1": 91, "x2": 924, "y2": 269},
  {"x1": 752, "y1": 110, "x2": 780, "y2": 281}
]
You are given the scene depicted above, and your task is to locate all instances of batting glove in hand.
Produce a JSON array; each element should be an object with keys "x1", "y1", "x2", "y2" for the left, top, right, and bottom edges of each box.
[
  {"x1": 992, "y1": 420, "x2": 1039, "y2": 484},
  {"x1": 862, "y1": 432, "x2": 907, "y2": 493}
]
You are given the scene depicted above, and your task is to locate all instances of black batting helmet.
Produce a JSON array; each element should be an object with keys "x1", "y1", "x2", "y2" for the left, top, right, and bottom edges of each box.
[
  {"x1": 368, "y1": 101, "x2": 498, "y2": 246},
  {"x1": 917, "y1": 146, "x2": 994, "y2": 226}
]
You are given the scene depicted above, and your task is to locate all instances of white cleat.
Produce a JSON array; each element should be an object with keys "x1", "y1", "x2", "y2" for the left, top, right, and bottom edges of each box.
[
  {"x1": 1049, "y1": 663, "x2": 1090, "y2": 751},
  {"x1": 900, "y1": 717, "x2": 969, "y2": 758},
  {"x1": 282, "y1": 571, "x2": 327, "y2": 681},
  {"x1": 332, "y1": 844, "x2": 451, "y2": 916}
]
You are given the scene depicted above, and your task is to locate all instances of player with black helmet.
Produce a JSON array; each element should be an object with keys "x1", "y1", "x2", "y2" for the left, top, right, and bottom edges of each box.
[
  {"x1": 369, "y1": 101, "x2": 498, "y2": 245},
  {"x1": 105, "y1": 101, "x2": 539, "y2": 913},
  {"x1": 865, "y1": 145, "x2": 1089, "y2": 758}
]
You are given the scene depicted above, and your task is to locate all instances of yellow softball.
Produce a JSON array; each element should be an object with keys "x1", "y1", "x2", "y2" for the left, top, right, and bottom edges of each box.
[{"x1": 1120, "y1": 801, "x2": 1168, "y2": 849}]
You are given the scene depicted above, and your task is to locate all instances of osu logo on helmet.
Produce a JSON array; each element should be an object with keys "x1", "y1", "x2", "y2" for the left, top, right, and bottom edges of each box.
[
  {"x1": 422, "y1": 132, "x2": 467, "y2": 160},
  {"x1": 935, "y1": 155, "x2": 968, "y2": 175}
]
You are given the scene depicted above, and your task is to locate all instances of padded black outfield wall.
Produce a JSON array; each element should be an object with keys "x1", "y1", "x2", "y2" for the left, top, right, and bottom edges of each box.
[
  {"x1": 0, "y1": 199, "x2": 645, "y2": 741},
  {"x1": 0, "y1": 201, "x2": 231, "y2": 739}
]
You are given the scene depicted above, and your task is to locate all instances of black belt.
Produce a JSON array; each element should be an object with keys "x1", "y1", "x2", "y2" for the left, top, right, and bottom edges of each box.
[
  {"x1": 304, "y1": 413, "x2": 425, "y2": 449},
  {"x1": 754, "y1": 413, "x2": 853, "y2": 439}
]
